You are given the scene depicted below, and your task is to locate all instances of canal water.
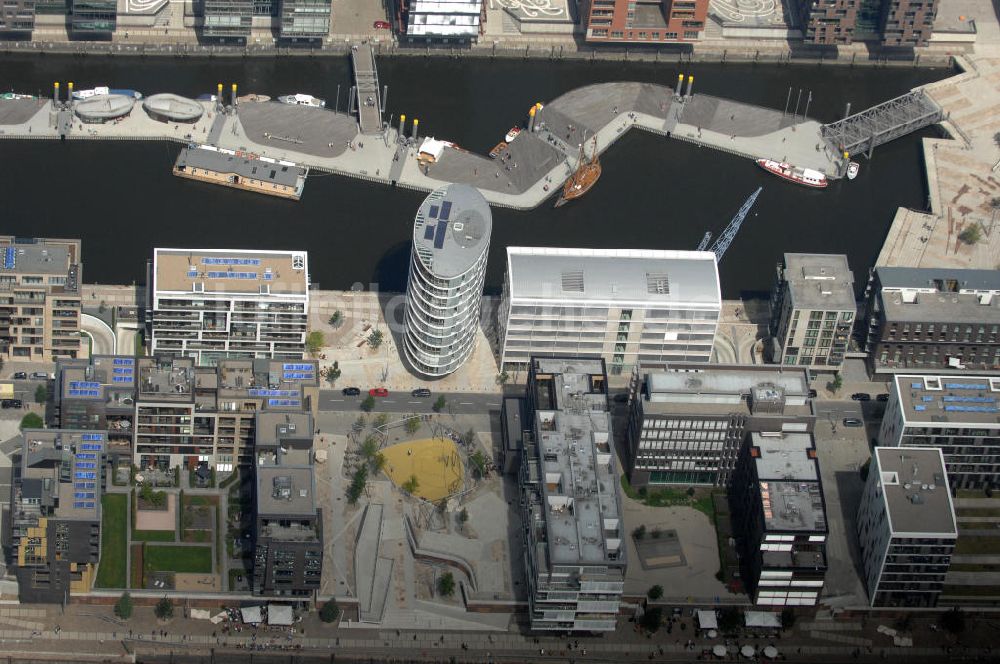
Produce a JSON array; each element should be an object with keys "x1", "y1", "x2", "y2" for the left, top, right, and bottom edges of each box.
[{"x1": 0, "y1": 55, "x2": 949, "y2": 297}]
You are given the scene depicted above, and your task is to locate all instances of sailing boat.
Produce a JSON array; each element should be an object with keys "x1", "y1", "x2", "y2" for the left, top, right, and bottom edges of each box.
[{"x1": 554, "y1": 134, "x2": 601, "y2": 208}]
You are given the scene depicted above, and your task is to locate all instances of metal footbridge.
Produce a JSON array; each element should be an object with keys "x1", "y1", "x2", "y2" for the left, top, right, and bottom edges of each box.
[
  {"x1": 351, "y1": 43, "x2": 383, "y2": 134},
  {"x1": 821, "y1": 90, "x2": 943, "y2": 158}
]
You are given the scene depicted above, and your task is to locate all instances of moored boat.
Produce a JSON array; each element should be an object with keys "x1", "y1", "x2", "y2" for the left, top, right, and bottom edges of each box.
[
  {"x1": 847, "y1": 161, "x2": 860, "y2": 180},
  {"x1": 73, "y1": 86, "x2": 142, "y2": 100},
  {"x1": 489, "y1": 141, "x2": 507, "y2": 159},
  {"x1": 505, "y1": 126, "x2": 521, "y2": 142},
  {"x1": 1, "y1": 92, "x2": 34, "y2": 100},
  {"x1": 555, "y1": 136, "x2": 601, "y2": 207},
  {"x1": 278, "y1": 93, "x2": 325, "y2": 108},
  {"x1": 756, "y1": 158, "x2": 828, "y2": 189}
]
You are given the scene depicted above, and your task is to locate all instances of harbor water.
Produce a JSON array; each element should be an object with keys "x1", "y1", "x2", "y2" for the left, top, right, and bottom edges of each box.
[{"x1": 0, "y1": 55, "x2": 949, "y2": 297}]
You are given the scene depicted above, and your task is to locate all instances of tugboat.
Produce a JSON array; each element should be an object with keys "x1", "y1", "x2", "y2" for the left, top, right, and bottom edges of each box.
[
  {"x1": 756, "y1": 158, "x2": 828, "y2": 189},
  {"x1": 555, "y1": 136, "x2": 601, "y2": 207},
  {"x1": 847, "y1": 161, "x2": 860, "y2": 180}
]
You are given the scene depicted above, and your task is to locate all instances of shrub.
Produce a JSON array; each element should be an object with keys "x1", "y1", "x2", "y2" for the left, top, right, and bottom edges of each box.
[
  {"x1": 647, "y1": 585, "x2": 663, "y2": 601},
  {"x1": 319, "y1": 600, "x2": 340, "y2": 623},
  {"x1": 306, "y1": 330, "x2": 325, "y2": 357},
  {"x1": 19, "y1": 412, "x2": 43, "y2": 429},
  {"x1": 360, "y1": 395, "x2": 375, "y2": 412},
  {"x1": 437, "y1": 572, "x2": 455, "y2": 597},
  {"x1": 404, "y1": 415, "x2": 420, "y2": 434},
  {"x1": 114, "y1": 592, "x2": 133, "y2": 620},
  {"x1": 433, "y1": 395, "x2": 446, "y2": 413},
  {"x1": 154, "y1": 597, "x2": 173, "y2": 620},
  {"x1": 367, "y1": 329, "x2": 383, "y2": 350},
  {"x1": 958, "y1": 225, "x2": 982, "y2": 246},
  {"x1": 34, "y1": 384, "x2": 47, "y2": 404},
  {"x1": 328, "y1": 310, "x2": 343, "y2": 327},
  {"x1": 347, "y1": 466, "x2": 368, "y2": 504},
  {"x1": 402, "y1": 475, "x2": 420, "y2": 495}
]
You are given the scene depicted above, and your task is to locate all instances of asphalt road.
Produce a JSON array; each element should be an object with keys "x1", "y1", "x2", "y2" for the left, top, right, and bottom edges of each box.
[{"x1": 319, "y1": 389, "x2": 504, "y2": 414}]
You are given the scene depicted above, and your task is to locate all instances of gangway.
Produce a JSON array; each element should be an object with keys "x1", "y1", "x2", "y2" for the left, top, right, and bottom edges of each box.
[
  {"x1": 820, "y1": 90, "x2": 942, "y2": 158},
  {"x1": 696, "y1": 187, "x2": 762, "y2": 261},
  {"x1": 351, "y1": 43, "x2": 384, "y2": 135}
]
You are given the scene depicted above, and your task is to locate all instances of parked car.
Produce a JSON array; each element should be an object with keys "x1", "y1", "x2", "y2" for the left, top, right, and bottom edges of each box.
[
  {"x1": 342, "y1": 387, "x2": 361, "y2": 396},
  {"x1": 369, "y1": 387, "x2": 389, "y2": 397},
  {"x1": 12, "y1": 371, "x2": 27, "y2": 379},
  {"x1": 842, "y1": 418, "x2": 863, "y2": 427},
  {"x1": 808, "y1": 389, "x2": 818, "y2": 398},
  {"x1": 30, "y1": 372, "x2": 50, "y2": 380},
  {"x1": 373, "y1": 20, "x2": 391, "y2": 29},
  {"x1": 851, "y1": 393, "x2": 871, "y2": 401},
  {"x1": 411, "y1": 388, "x2": 431, "y2": 397},
  {"x1": 1, "y1": 399, "x2": 22, "y2": 409},
  {"x1": 876, "y1": 393, "x2": 889, "y2": 402}
]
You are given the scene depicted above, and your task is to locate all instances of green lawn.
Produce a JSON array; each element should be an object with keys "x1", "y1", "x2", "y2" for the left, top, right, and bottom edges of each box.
[
  {"x1": 96, "y1": 494, "x2": 128, "y2": 588},
  {"x1": 133, "y1": 529, "x2": 175, "y2": 542},
  {"x1": 144, "y1": 545, "x2": 213, "y2": 574},
  {"x1": 955, "y1": 536, "x2": 1000, "y2": 556}
]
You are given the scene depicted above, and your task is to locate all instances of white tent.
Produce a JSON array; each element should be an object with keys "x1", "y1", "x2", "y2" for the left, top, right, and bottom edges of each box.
[
  {"x1": 268, "y1": 604, "x2": 294, "y2": 626},
  {"x1": 241, "y1": 606, "x2": 263, "y2": 624},
  {"x1": 697, "y1": 610, "x2": 719, "y2": 630},
  {"x1": 189, "y1": 608, "x2": 212, "y2": 620},
  {"x1": 417, "y1": 137, "x2": 447, "y2": 163},
  {"x1": 744, "y1": 611, "x2": 781, "y2": 628}
]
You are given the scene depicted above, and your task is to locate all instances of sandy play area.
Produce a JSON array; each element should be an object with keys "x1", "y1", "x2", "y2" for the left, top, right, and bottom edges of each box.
[{"x1": 381, "y1": 438, "x2": 464, "y2": 502}]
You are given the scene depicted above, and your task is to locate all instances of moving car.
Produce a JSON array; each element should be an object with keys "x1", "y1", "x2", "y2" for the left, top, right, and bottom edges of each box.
[
  {"x1": 411, "y1": 388, "x2": 431, "y2": 397},
  {"x1": 373, "y1": 20, "x2": 390, "y2": 29},
  {"x1": 369, "y1": 387, "x2": 389, "y2": 397},
  {"x1": 342, "y1": 387, "x2": 361, "y2": 396},
  {"x1": 30, "y1": 372, "x2": 50, "y2": 380},
  {"x1": 842, "y1": 418, "x2": 863, "y2": 427},
  {"x1": 12, "y1": 372, "x2": 27, "y2": 379},
  {"x1": 851, "y1": 393, "x2": 871, "y2": 401}
]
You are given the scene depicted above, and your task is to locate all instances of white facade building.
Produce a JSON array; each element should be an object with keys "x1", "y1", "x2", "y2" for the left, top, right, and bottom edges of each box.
[
  {"x1": 856, "y1": 447, "x2": 956, "y2": 607},
  {"x1": 403, "y1": 184, "x2": 491, "y2": 377},
  {"x1": 498, "y1": 248, "x2": 721, "y2": 375},
  {"x1": 401, "y1": 0, "x2": 482, "y2": 43},
  {"x1": 149, "y1": 248, "x2": 309, "y2": 365}
]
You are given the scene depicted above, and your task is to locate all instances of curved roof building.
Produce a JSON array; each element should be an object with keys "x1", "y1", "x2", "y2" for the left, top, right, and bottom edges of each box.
[
  {"x1": 403, "y1": 184, "x2": 492, "y2": 378},
  {"x1": 143, "y1": 93, "x2": 204, "y2": 123},
  {"x1": 74, "y1": 94, "x2": 134, "y2": 123}
]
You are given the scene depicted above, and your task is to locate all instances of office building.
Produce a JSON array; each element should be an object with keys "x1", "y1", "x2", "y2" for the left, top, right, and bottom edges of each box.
[
  {"x1": 0, "y1": 0, "x2": 35, "y2": 33},
  {"x1": 278, "y1": 0, "x2": 330, "y2": 39},
  {"x1": 70, "y1": 0, "x2": 116, "y2": 35},
  {"x1": 584, "y1": 0, "x2": 708, "y2": 43},
  {"x1": 878, "y1": 374, "x2": 1000, "y2": 490},
  {"x1": 201, "y1": 0, "x2": 253, "y2": 39},
  {"x1": 54, "y1": 355, "x2": 137, "y2": 459},
  {"x1": 252, "y1": 410, "x2": 322, "y2": 597},
  {"x1": 793, "y1": 0, "x2": 937, "y2": 46},
  {"x1": 625, "y1": 363, "x2": 814, "y2": 488},
  {"x1": 498, "y1": 248, "x2": 721, "y2": 375},
  {"x1": 396, "y1": 0, "x2": 482, "y2": 44},
  {"x1": 862, "y1": 266, "x2": 1000, "y2": 374},
  {"x1": 519, "y1": 357, "x2": 626, "y2": 632},
  {"x1": 730, "y1": 432, "x2": 827, "y2": 606},
  {"x1": 9, "y1": 429, "x2": 105, "y2": 603},
  {"x1": 0, "y1": 236, "x2": 82, "y2": 362},
  {"x1": 403, "y1": 184, "x2": 491, "y2": 378},
  {"x1": 132, "y1": 356, "x2": 318, "y2": 472},
  {"x1": 769, "y1": 253, "x2": 855, "y2": 370},
  {"x1": 857, "y1": 447, "x2": 956, "y2": 607},
  {"x1": 148, "y1": 247, "x2": 309, "y2": 365}
]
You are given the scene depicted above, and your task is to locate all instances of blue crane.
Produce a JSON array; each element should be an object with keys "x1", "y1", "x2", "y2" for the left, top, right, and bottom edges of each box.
[{"x1": 695, "y1": 186, "x2": 762, "y2": 261}]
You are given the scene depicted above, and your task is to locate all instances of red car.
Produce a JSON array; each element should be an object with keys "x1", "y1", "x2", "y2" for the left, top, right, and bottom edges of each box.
[
  {"x1": 373, "y1": 20, "x2": 390, "y2": 30},
  {"x1": 369, "y1": 387, "x2": 389, "y2": 397}
]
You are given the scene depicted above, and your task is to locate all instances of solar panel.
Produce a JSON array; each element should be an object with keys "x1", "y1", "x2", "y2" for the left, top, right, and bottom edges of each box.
[
  {"x1": 424, "y1": 224, "x2": 435, "y2": 240},
  {"x1": 433, "y1": 220, "x2": 448, "y2": 249},
  {"x1": 267, "y1": 398, "x2": 301, "y2": 407},
  {"x1": 81, "y1": 434, "x2": 103, "y2": 441},
  {"x1": 283, "y1": 371, "x2": 314, "y2": 380},
  {"x1": 249, "y1": 388, "x2": 298, "y2": 397},
  {"x1": 70, "y1": 381, "x2": 100, "y2": 389},
  {"x1": 3, "y1": 247, "x2": 15, "y2": 269},
  {"x1": 113, "y1": 376, "x2": 131, "y2": 383},
  {"x1": 944, "y1": 383, "x2": 989, "y2": 390},
  {"x1": 282, "y1": 363, "x2": 313, "y2": 371},
  {"x1": 113, "y1": 358, "x2": 135, "y2": 366},
  {"x1": 429, "y1": 204, "x2": 439, "y2": 218},
  {"x1": 202, "y1": 257, "x2": 261, "y2": 266},
  {"x1": 440, "y1": 200, "x2": 452, "y2": 221},
  {"x1": 206, "y1": 271, "x2": 257, "y2": 279}
]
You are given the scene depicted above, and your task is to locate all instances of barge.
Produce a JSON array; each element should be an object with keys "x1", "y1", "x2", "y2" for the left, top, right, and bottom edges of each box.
[{"x1": 173, "y1": 144, "x2": 308, "y2": 200}]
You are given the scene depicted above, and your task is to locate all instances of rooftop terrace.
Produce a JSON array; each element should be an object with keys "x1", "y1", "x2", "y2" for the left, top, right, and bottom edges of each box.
[{"x1": 154, "y1": 247, "x2": 309, "y2": 297}]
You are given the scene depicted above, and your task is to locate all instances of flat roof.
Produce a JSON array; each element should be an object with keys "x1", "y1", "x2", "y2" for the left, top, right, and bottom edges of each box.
[
  {"x1": 256, "y1": 465, "x2": 316, "y2": 517},
  {"x1": 19, "y1": 429, "x2": 105, "y2": 521},
  {"x1": 893, "y1": 374, "x2": 1000, "y2": 426},
  {"x1": 175, "y1": 146, "x2": 305, "y2": 188},
  {"x1": 751, "y1": 432, "x2": 827, "y2": 533},
  {"x1": 641, "y1": 364, "x2": 812, "y2": 417},
  {"x1": 876, "y1": 266, "x2": 1000, "y2": 292},
  {"x1": 137, "y1": 356, "x2": 196, "y2": 402},
  {"x1": 154, "y1": 247, "x2": 309, "y2": 297},
  {"x1": 782, "y1": 253, "x2": 856, "y2": 311},
  {"x1": 59, "y1": 355, "x2": 136, "y2": 402},
  {"x1": 506, "y1": 247, "x2": 721, "y2": 307},
  {"x1": 875, "y1": 447, "x2": 956, "y2": 537},
  {"x1": 412, "y1": 184, "x2": 492, "y2": 278},
  {"x1": 876, "y1": 266, "x2": 1000, "y2": 323},
  {"x1": 255, "y1": 411, "x2": 314, "y2": 448},
  {"x1": 0, "y1": 236, "x2": 80, "y2": 277}
]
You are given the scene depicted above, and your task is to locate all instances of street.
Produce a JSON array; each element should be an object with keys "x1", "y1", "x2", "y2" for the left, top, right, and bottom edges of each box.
[{"x1": 318, "y1": 389, "x2": 504, "y2": 414}]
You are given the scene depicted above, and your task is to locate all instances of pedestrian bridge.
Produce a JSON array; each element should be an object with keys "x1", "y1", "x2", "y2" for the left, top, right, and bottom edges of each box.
[
  {"x1": 820, "y1": 89, "x2": 943, "y2": 157},
  {"x1": 351, "y1": 43, "x2": 383, "y2": 135}
]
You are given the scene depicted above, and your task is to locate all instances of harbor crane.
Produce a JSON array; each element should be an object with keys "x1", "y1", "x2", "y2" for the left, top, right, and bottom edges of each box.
[{"x1": 696, "y1": 186, "x2": 762, "y2": 261}]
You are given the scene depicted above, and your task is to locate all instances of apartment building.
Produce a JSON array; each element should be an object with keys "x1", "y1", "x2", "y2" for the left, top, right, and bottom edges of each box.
[
  {"x1": 520, "y1": 357, "x2": 626, "y2": 632},
  {"x1": 0, "y1": 236, "x2": 82, "y2": 362},
  {"x1": 277, "y1": 0, "x2": 331, "y2": 39},
  {"x1": 625, "y1": 364, "x2": 814, "y2": 488},
  {"x1": 769, "y1": 253, "x2": 856, "y2": 371},
  {"x1": 857, "y1": 447, "x2": 956, "y2": 607},
  {"x1": 792, "y1": 0, "x2": 859, "y2": 44},
  {"x1": 861, "y1": 267, "x2": 1000, "y2": 374},
  {"x1": 879, "y1": 0, "x2": 938, "y2": 46},
  {"x1": 498, "y1": 248, "x2": 720, "y2": 375},
  {"x1": 878, "y1": 374, "x2": 1000, "y2": 491},
  {"x1": 584, "y1": 0, "x2": 708, "y2": 43},
  {"x1": 396, "y1": 0, "x2": 483, "y2": 44},
  {"x1": 54, "y1": 355, "x2": 137, "y2": 460},
  {"x1": 793, "y1": 0, "x2": 938, "y2": 46},
  {"x1": 0, "y1": 0, "x2": 35, "y2": 33},
  {"x1": 70, "y1": 0, "x2": 116, "y2": 35},
  {"x1": 730, "y1": 432, "x2": 828, "y2": 606},
  {"x1": 9, "y1": 429, "x2": 105, "y2": 603},
  {"x1": 148, "y1": 247, "x2": 309, "y2": 365},
  {"x1": 252, "y1": 410, "x2": 322, "y2": 597},
  {"x1": 202, "y1": 0, "x2": 253, "y2": 38},
  {"x1": 132, "y1": 356, "x2": 318, "y2": 472}
]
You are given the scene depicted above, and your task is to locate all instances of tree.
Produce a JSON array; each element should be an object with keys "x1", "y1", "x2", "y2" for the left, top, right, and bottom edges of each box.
[
  {"x1": 829, "y1": 372, "x2": 843, "y2": 394},
  {"x1": 639, "y1": 607, "x2": 663, "y2": 633},
  {"x1": 469, "y1": 450, "x2": 488, "y2": 478},
  {"x1": 402, "y1": 474, "x2": 420, "y2": 495},
  {"x1": 154, "y1": 597, "x2": 173, "y2": 620},
  {"x1": 306, "y1": 330, "x2": 325, "y2": 357},
  {"x1": 360, "y1": 395, "x2": 375, "y2": 412},
  {"x1": 367, "y1": 328, "x2": 383, "y2": 350},
  {"x1": 941, "y1": 607, "x2": 966, "y2": 634},
  {"x1": 632, "y1": 524, "x2": 647, "y2": 540},
  {"x1": 373, "y1": 413, "x2": 389, "y2": 429},
  {"x1": 432, "y1": 395, "x2": 446, "y2": 413},
  {"x1": 35, "y1": 383, "x2": 47, "y2": 404},
  {"x1": 780, "y1": 607, "x2": 796, "y2": 630},
  {"x1": 958, "y1": 224, "x2": 982, "y2": 246},
  {"x1": 372, "y1": 452, "x2": 387, "y2": 474},
  {"x1": 319, "y1": 599, "x2": 340, "y2": 623},
  {"x1": 404, "y1": 415, "x2": 421, "y2": 435},
  {"x1": 437, "y1": 572, "x2": 455, "y2": 597},
  {"x1": 19, "y1": 412, "x2": 43, "y2": 429},
  {"x1": 353, "y1": 415, "x2": 366, "y2": 431},
  {"x1": 114, "y1": 592, "x2": 133, "y2": 620},
  {"x1": 464, "y1": 429, "x2": 476, "y2": 446},
  {"x1": 647, "y1": 585, "x2": 663, "y2": 601},
  {"x1": 347, "y1": 466, "x2": 368, "y2": 504},
  {"x1": 325, "y1": 361, "x2": 341, "y2": 386},
  {"x1": 360, "y1": 435, "x2": 379, "y2": 460},
  {"x1": 328, "y1": 310, "x2": 344, "y2": 327},
  {"x1": 718, "y1": 607, "x2": 741, "y2": 632},
  {"x1": 496, "y1": 370, "x2": 509, "y2": 386}
]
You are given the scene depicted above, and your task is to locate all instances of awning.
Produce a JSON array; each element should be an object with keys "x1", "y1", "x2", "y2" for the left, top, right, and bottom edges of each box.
[
  {"x1": 268, "y1": 603, "x2": 294, "y2": 626},
  {"x1": 697, "y1": 610, "x2": 719, "y2": 630},
  {"x1": 744, "y1": 611, "x2": 781, "y2": 628},
  {"x1": 241, "y1": 606, "x2": 263, "y2": 624},
  {"x1": 417, "y1": 137, "x2": 447, "y2": 162}
]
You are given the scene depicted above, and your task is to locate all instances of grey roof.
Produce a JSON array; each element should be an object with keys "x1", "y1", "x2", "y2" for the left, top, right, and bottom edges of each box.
[
  {"x1": 892, "y1": 374, "x2": 1000, "y2": 426},
  {"x1": 175, "y1": 146, "x2": 306, "y2": 188},
  {"x1": 143, "y1": 94, "x2": 204, "y2": 122},
  {"x1": 74, "y1": 94, "x2": 135, "y2": 121},
  {"x1": 413, "y1": 184, "x2": 492, "y2": 279},
  {"x1": 0, "y1": 241, "x2": 71, "y2": 275},
  {"x1": 876, "y1": 266, "x2": 1000, "y2": 292},
  {"x1": 255, "y1": 411, "x2": 314, "y2": 448},
  {"x1": 256, "y1": 465, "x2": 316, "y2": 517},
  {"x1": 875, "y1": 447, "x2": 956, "y2": 537},
  {"x1": 506, "y1": 247, "x2": 720, "y2": 306},
  {"x1": 751, "y1": 433, "x2": 826, "y2": 534},
  {"x1": 642, "y1": 364, "x2": 812, "y2": 417},
  {"x1": 783, "y1": 253, "x2": 856, "y2": 311}
]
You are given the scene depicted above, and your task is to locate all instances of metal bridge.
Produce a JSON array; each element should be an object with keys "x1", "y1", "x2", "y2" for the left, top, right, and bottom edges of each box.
[
  {"x1": 351, "y1": 43, "x2": 384, "y2": 135},
  {"x1": 820, "y1": 90, "x2": 943, "y2": 158}
]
